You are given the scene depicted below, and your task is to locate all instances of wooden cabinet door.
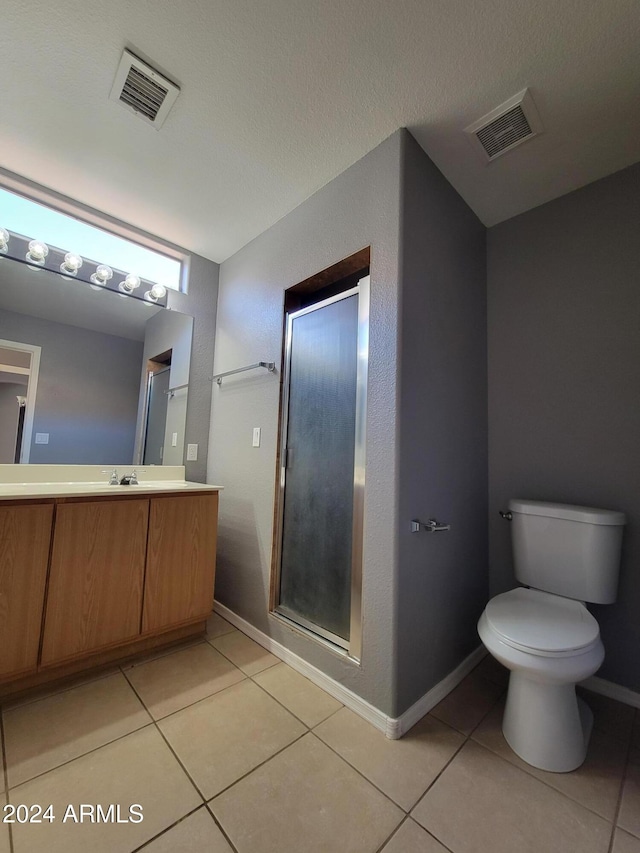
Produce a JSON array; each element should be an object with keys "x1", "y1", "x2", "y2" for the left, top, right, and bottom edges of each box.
[
  {"x1": 41, "y1": 499, "x2": 148, "y2": 665},
  {"x1": 0, "y1": 504, "x2": 53, "y2": 678},
  {"x1": 143, "y1": 493, "x2": 218, "y2": 633}
]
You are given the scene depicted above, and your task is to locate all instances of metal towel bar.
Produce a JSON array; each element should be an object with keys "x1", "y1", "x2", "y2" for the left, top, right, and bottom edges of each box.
[{"x1": 212, "y1": 361, "x2": 276, "y2": 385}]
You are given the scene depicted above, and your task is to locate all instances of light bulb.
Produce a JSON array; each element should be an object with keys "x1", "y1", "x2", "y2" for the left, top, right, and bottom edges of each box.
[
  {"x1": 26, "y1": 240, "x2": 49, "y2": 264},
  {"x1": 90, "y1": 264, "x2": 113, "y2": 286},
  {"x1": 60, "y1": 252, "x2": 83, "y2": 275},
  {"x1": 144, "y1": 283, "x2": 166, "y2": 303},
  {"x1": 0, "y1": 228, "x2": 9, "y2": 253},
  {"x1": 118, "y1": 273, "x2": 141, "y2": 294}
]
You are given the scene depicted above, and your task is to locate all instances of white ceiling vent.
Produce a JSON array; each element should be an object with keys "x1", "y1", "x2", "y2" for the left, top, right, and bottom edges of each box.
[
  {"x1": 464, "y1": 89, "x2": 543, "y2": 162},
  {"x1": 109, "y1": 50, "x2": 180, "y2": 129}
]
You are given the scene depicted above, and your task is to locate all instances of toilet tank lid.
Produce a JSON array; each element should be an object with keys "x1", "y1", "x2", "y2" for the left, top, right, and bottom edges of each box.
[{"x1": 509, "y1": 499, "x2": 626, "y2": 526}]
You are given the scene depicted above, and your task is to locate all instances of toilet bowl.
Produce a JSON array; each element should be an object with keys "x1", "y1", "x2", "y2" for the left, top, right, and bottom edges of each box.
[
  {"x1": 479, "y1": 499, "x2": 625, "y2": 773},
  {"x1": 478, "y1": 588, "x2": 604, "y2": 772}
]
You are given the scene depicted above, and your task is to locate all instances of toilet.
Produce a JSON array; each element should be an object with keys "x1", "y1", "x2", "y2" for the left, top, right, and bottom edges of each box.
[{"x1": 478, "y1": 499, "x2": 625, "y2": 773}]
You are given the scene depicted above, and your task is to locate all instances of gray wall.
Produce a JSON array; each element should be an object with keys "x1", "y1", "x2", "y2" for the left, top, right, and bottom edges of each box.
[
  {"x1": 169, "y1": 254, "x2": 220, "y2": 482},
  {"x1": 487, "y1": 160, "x2": 640, "y2": 692},
  {"x1": 209, "y1": 131, "x2": 403, "y2": 715},
  {"x1": 395, "y1": 133, "x2": 488, "y2": 714},
  {"x1": 133, "y1": 310, "x2": 193, "y2": 467},
  {"x1": 0, "y1": 309, "x2": 143, "y2": 464}
]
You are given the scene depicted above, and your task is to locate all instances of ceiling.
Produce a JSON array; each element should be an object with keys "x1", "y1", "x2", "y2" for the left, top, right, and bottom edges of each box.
[{"x1": 1, "y1": 0, "x2": 639, "y2": 263}]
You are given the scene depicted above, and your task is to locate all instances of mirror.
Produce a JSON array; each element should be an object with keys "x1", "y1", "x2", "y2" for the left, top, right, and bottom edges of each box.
[{"x1": 0, "y1": 254, "x2": 193, "y2": 466}]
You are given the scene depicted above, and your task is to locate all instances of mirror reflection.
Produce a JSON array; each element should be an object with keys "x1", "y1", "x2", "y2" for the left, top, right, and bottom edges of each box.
[{"x1": 0, "y1": 255, "x2": 193, "y2": 466}]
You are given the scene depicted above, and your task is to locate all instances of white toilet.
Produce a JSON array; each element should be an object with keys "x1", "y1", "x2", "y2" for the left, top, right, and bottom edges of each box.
[{"x1": 478, "y1": 499, "x2": 625, "y2": 773}]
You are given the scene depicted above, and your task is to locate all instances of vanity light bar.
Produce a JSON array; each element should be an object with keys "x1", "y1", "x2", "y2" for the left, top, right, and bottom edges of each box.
[{"x1": 2, "y1": 229, "x2": 169, "y2": 307}]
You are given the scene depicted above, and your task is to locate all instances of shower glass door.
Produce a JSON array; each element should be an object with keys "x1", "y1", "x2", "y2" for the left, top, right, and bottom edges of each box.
[{"x1": 275, "y1": 278, "x2": 368, "y2": 657}]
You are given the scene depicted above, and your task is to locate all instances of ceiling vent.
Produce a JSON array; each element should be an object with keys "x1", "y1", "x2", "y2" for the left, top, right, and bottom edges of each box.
[
  {"x1": 464, "y1": 89, "x2": 543, "y2": 162},
  {"x1": 109, "y1": 50, "x2": 180, "y2": 129}
]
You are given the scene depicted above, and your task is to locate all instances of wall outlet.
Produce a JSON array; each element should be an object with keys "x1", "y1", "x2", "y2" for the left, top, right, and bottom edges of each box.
[
  {"x1": 171, "y1": 432, "x2": 178, "y2": 447},
  {"x1": 186, "y1": 443, "x2": 198, "y2": 461},
  {"x1": 35, "y1": 433, "x2": 49, "y2": 444},
  {"x1": 252, "y1": 427, "x2": 261, "y2": 447}
]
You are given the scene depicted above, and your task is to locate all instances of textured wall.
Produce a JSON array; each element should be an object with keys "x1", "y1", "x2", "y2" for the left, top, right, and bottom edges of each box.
[
  {"x1": 395, "y1": 133, "x2": 488, "y2": 715},
  {"x1": 169, "y1": 254, "x2": 219, "y2": 483},
  {"x1": 0, "y1": 309, "x2": 142, "y2": 464},
  {"x1": 209, "y1": 132, "x2": 403, "y2": 714},
  {"x1": 488, "y1": 160, "x2": 640, "y2": 692}
]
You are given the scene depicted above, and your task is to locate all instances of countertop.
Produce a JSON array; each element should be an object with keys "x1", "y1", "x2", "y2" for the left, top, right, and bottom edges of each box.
[{"x1": 0, "y1": 482, "x2": 222, "y2": 500}]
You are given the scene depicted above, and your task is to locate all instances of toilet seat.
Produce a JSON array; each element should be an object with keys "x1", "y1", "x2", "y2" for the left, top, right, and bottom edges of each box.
[{"x1": 485, "y1": 588, "x2": 600, "y2": 658}]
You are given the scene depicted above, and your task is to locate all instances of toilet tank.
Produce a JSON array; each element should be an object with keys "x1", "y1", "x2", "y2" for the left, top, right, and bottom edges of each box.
[{"x1": 509, "y1": 500, "x2": 626, "y2": 604}]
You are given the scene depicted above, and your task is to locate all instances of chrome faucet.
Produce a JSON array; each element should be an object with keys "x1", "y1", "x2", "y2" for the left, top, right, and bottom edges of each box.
[{"x1": 101, "y1": 468, "x2": 119, "y2": 485}]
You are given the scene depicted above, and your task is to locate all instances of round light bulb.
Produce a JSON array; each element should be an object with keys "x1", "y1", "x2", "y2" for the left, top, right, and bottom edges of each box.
[
  {"x1": 60, "y1": 252, "x2": 83, "y2": 275},
  {"x1": 90, "y1": 264, "x2": 113, "y2": 286},
  {"x1": 118, "y1": 273, "x2": 141, "y2": 294},
  {"x1": 150, "y1": 284, "x2": 166, "y2": 299},
  {"x1": 0, "y1": 228, "x2": 9, "y2": 252},
  {"x1": 26, "y1": 240, "x2": 49, "y2": 264}
]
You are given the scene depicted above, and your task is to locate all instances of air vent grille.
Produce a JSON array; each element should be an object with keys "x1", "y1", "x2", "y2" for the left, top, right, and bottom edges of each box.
[
  {"x1": 120, "y1": 66, "x2": 168, "y2": 122},
  {"x1": 475, "y1": 105, "x2": 532, "y2": 158},
  {"x1": 109, "y1": 50, "x2": 180, "y2": 129},
  {"x1": 465, "y1": 89, "x2": 543, "y2": 162}
]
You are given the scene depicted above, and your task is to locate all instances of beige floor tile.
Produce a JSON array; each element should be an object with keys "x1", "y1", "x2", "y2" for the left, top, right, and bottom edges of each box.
[
  {"x1": 472, "y1": 701, "x2": 628, "y2": 820},
  {"x1": 10, "y1": 726, "x2": 201, "y2": 853},
  {"x1": 4, "y1": 672, "x2": 151, "y2": 788},
  {"x1": 412, "y1": 740, "x2": 612, "y2": 853},
  {"x1": 472, "y1": 654, "x2": 510, "y2": 688},
  {"x1": 121, "y1": 637, "x2": 206, "y2": 670},
  {"x1": 314, "y1": 707, "x2": 464, "y2": 810},
  {"x1": 253, "y1": 663, "x2": 342, "y2": 727},
  {"x1": 206, "y1": 613, "x2": 237, "y2": 639},
  {"x1": 380, "y1": 818, "x2": 450, "y2": 853},
  {"x1": 577, "y1": 687, "x2": 636, "y2": 744},
  {"x1": 614, "y1": 830, "x2": 640, "y2": 853},
  {"x1": 123, "y1": 642, "x2": 245, "y2": 720},
  {"x1": 210, "y1": 631, "x2": 279, "y2": 675},
  {"x1": 211, "y1": 733, "x2": 403, "y2": 853},
  {"x1": 430, "y1": 670, "x2": 504, "y2": 735},
  {"x1": 618, "y1": 749, "x2": 640, "y2": 839},
  {"x1": 159, "y1": 679, "x2": 306, "y2": 799},
  {"x1": 1, "y1": 665, "x2": 121, "y2": 712},
  {"x1": 141, "y1": 807, "x2": 233, "y2": 852}
]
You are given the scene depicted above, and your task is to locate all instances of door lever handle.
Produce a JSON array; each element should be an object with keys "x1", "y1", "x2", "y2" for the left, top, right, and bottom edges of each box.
[{"x1": 411, "y1": 518, "x2": 451, "y2": 533}]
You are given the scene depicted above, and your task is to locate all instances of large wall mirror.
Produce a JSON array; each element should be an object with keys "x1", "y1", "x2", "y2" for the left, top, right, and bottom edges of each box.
[{"x1": 0, "y1": 254, "x2": 193, "y2": 467}]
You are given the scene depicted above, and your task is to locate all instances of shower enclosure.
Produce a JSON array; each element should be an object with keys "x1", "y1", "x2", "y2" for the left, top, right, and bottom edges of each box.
[{"x1": 274, "y1": 275, "x2": 369, "y2": 660}]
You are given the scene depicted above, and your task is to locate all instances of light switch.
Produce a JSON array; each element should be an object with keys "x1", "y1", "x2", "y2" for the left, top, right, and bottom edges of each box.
[
  {"x1": 35, "y1": 433, "x2": 49, "y2": 444},
  {"x1": 186, "y1": 443, "x2": 198, "y2": 461},
  {"x1": 171, "y1": 432, "x2": 178, "y2": 447},
  {"x1": 252, "y1": 427, "x2": 261, "y2": 447}
]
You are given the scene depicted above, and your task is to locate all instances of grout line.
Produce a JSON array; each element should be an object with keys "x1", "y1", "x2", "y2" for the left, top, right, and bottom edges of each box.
[
  {"x1": 0, "y1": 713, "x2": 14, "y2": 853},
  {"x1": 373, "y1": 814, "x2": 410, "y2": 853},
  {"x1": 5, "y1": 720, "x2": 156, "y2": 792},
  {"x1": 120, "y1": 670, "x2": 208, "y2": 804},
  {"x1": 606, "y1": 710, "x2": 637, "y2": 853},
  {"x1": 0, "y1": 665, "x2": 121, "y2": 714},
  {"x1": 204, "y1": 802, "x2": 241, "y2": 853},
  {"x1": 130, "y1": 804, "x2": 214, "y2": 853},
  {"x1": 206, "y1": 635, "x2": 281, "y2": 677}
]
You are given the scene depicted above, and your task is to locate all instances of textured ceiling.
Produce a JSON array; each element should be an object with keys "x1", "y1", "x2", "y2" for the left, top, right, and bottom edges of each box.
[{"x1": 1, "y1": 0, "x2": 639, "y2": 262}]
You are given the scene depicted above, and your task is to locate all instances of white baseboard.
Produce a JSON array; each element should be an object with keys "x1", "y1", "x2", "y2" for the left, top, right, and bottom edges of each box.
[
  {"x1": 582, "y1": 674, "x2": 640, "y2": 709},
  {"x1": 213, "y1": 600, "x2": 485, "y2": 739}
]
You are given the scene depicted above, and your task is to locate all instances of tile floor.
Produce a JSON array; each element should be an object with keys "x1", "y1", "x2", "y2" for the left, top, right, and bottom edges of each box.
[{"x1": 0, "y1": 614, "x2": 637, "y2": 853}]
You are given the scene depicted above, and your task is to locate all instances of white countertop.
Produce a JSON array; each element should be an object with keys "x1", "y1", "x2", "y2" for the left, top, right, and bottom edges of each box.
[{"x1": 0, "y1": 465, "x2": 222, "y2": 500}]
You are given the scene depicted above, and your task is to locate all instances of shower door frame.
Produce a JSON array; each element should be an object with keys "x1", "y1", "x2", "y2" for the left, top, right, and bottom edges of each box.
[{"x1": 271, "y1": 275, "x2": 369, "y2": 661}]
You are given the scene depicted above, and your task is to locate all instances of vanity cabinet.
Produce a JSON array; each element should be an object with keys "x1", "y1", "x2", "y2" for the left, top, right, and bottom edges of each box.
[
  {"x1": 143, "y1": 493, "x2": 219, "y2": 633},
  {"x1": 41, "y1": 499, "x2": 149, "y2": 665},
  {"x1": 0, "y1": 486, "x2": 220, "y2": 691},
  {"x1": 0, "y1": 504, "x2": 53, "y2": 678}
]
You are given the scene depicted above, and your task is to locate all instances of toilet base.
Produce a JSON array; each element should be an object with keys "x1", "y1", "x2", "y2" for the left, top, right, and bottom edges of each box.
[{"x1": 502, "y1": 672, "x2": 593, "y2": 773}]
